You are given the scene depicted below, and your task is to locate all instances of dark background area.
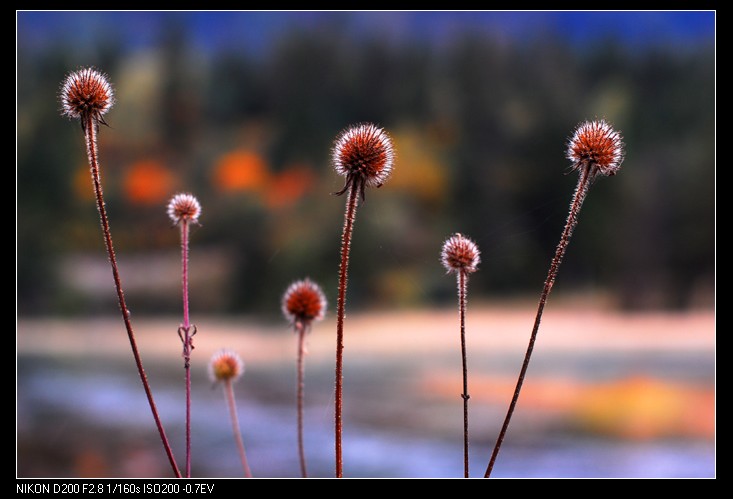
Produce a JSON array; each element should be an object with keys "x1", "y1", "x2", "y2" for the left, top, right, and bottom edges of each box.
[{"x1": 17, "y1": 11, "x2": 715, "y2": 316}]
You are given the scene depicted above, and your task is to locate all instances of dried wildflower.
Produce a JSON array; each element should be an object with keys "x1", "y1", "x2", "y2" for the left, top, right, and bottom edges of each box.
[
  {"x1": 167, "y1": 193, "x2": 202, "y2": 225},
  {"x1": 567, "y1": 119, "x2": 625, "y2": 177},
  {"x1": 331, "y1": 122, "x2": 395, "y2": 477},
  {"x1": 209, "y1": 349, "x2": 252, "y2": 477},
  {"x1": 168, "y1": 192, "x2": 202, "y2": 477},
  {"x1": 60, "y1": 68, "x2": 114, "y2": 130},
  {"x1": 282, "y1": 278, "x2": 327, "y2": 325},
  {"x1": 60, "y1": 67, "x2": 181, "y2": 476},
  {"x1": 442, "y1": 233, "x2": 481, "y2": 275},
  {"x1": 281, "y1": 278, "x2": 327, "y2": 478},
  {"x1": 333, "y1": 123, "x2": 395, "y2": 202},
  {"x1": 209, "y1": 349, "x2": 244, "y2": 384},
  {"x1": 485, "y1": 120, "x2": 626, "y2": 477},
  {"x1": 441, "y1": 232, "x2": 481, "y2": 477}
]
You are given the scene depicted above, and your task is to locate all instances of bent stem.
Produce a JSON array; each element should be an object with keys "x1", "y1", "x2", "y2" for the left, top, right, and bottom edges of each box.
[
  {"x1": 223, "y1": 379, "x2": 252, "y2": 478},
  {"x1": 458, "y1": 270, "x2": 470, "y2": 478},
  {"x1": 335, "y1": 184, "x2": 359, "y2": 478},
  {"x1": 485, "y1": 165, "x2": 595, "y2": 478},
  {"x1": 296, "y1": 321, "x2": 309, "y2": 477},
  {"x1": 83, "y1": 114, "x2": 181, "y2": 478}
]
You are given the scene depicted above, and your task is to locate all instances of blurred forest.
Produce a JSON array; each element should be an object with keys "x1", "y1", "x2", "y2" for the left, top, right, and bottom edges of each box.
[{"x1": 17, "y1": 13, "x2": 715, "y2": 316}]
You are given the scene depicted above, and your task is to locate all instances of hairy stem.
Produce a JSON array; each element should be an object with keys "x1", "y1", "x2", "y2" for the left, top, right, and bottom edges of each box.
[
  {"x1": 459, "y1": 270, "x2": 470, "y2": 478},
  {"x1": 296, "y1": 321, "x2": 308, "y2": 478},
  {"x1": 224, "y1": 379, "x2": 252, "y2": 478},
  {"x1": 84, "y1": 115, "x2": 181, "y2": 478},
  {"x1": 180, "y1": 220, "x2": 193, "y2": 478},
  {"x1": 485, "y1": 165, "x2": 594, "y2": 477},
  {"x1": 335, "y1": 184, "x2": 359, "y2": 478}
]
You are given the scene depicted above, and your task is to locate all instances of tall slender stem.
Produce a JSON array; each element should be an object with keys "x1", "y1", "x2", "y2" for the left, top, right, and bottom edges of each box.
[
  {"x1": 180, "y1": 219, "x2": 192, "y2": 478},
  {"x1": 224, "y1": 379, "x2": 252, "y2": 477},
  {"x1": 335, "y1": 184, "x2": 359, "y2": 478},
  {"x1": 184, "y1": 345, "x2": 192, "y2": 477},
  {"x1": 84, "y1": 115, "x2": 181, "y2": 478},
  {"x1": 485, "y1": 166, "x2": 594, "y2": 477},
  {"x1": 296, "y1": 321, "x2": 308, "y2": 478},
  {"x1": 458, "y1": 270, "x2": 470, "y2": 478}
]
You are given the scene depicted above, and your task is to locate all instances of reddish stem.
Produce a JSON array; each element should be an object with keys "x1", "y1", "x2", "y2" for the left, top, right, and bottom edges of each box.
[
  {"x1": 180, "y1": 219, "x2": 193, "y2": 478},
  {"x1": 458, "y1": 270, "x2": 470, "y2": 478},
  {"x1": 224, "y1": 379, "x2": 252, "y2": 478},
  {"x1": 484, "y1": 165, "x2": 594, "y2": 477},
  {"x1": 335, "y1": 184, "x2": 359, "y2": 478},
  {"x1": 296, "y1": 321, "x2": 308, "y2": 478},
  {"x1": 84, "y1": 115, "x2": 181, "y2": 478}
]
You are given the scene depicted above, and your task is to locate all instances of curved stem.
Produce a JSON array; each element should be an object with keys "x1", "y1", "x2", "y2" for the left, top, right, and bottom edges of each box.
[
  {"x1": 224, "y1": 379, "x2": 252, "y2": 477},
  {"x1": 485, "y1": 166, "x2": 594, "y2": 477},
  {"x1": 296, "y1": 321, "x2": 308, "y2": 478},
  {"x1": 83, "y1": 115, "x2": 181, "y2": 478},
  {"x1": 458, "y1": 270, "x2": 470, "y2": 478},
  {"x1": 335, "y1": 184, "x2": 359, "y2": 478}
]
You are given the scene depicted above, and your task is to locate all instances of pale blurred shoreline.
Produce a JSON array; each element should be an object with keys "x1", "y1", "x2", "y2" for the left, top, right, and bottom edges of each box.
[{"x1": 17, "y1": 304, "x2": 715, "y2": 361}]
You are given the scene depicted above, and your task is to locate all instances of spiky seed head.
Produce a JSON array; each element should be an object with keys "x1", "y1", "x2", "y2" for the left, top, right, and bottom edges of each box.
[
  {"x1": 441, "y1": 233, "x2": 481, "y2": 274},
  {"x1": 60, "y1": 68, "x2": 114, "y2": 123},
  {"x1": 567, "y1": 119, "x2": 625, "y2": 176},
  {"x1": 167, "y1": 193, "x2": 201, "y2": 225},
  {"x1": 209, "y1": 349, "x2": 244, "y2": 383},
  {"x1": 282, "y1": 278, "x2": 327, "y2": 325},
  {"x1": 333, "y1": 123, "x2": 395, "y2": 189}
]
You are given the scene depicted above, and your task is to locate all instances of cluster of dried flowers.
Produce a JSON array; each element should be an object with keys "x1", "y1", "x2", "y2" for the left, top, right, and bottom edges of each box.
[{"x1": 60, "y1": 67, "x2": 624, "y2": 479}]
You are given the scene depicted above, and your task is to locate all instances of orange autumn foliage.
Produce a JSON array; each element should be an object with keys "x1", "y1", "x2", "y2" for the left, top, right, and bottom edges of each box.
[
  {"x1": 214, "y1": 150, "x2": 269, "y2": 193},
  {"x1": 265, "y1": 165, "x2": 315, "y2": 209},
  {"x1": 123, "y1": 160, "x2": 175, "y2": 205}
]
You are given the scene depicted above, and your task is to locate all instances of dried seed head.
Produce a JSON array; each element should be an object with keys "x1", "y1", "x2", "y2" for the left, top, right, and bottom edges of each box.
[
  {"x1": 209, "y1": 349, "x2": 244, "y2": 383},
  {"x1": 567, "y1": 119, "x2": 625, "y2": 176},
  {"x1": 167, "y1": 193, "x2": 201, "y2": 225},
  {"x1": 441, "y1": 233, "x2": 481, "y2": 274},
  {"x1": 60, "y1": 68, "x2": 114, "y2": 124},
  {"x1": 332, "y1": 123, "x2": 395, "y2": 201},
  {"x1": 282, "y1": 278, "x2": 327, "y2": 325}
]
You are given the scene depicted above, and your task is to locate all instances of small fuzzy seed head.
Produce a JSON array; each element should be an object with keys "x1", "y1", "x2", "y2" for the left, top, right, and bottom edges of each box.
[
  {"x1": 167, "y1": 193, "x2": 201, "y2": 225},
  {"x1": 333, "y1": 123, "x2": 395, "y2": 189},
  {"x1": 60, "y1": 68, "x2": 114, "y2": 123},
  {"x1": 209, "y1": 349, "x2": 244, "y2": 384},
  {"x1": 441, "y1": 233, "x2": 481, "y2": 274},
  {"x1": 567, "y1": 119, "x2": 625, "y2": 176},
  {"x1": 282, "y1": 278, "x2": 327, "y2": 325}
]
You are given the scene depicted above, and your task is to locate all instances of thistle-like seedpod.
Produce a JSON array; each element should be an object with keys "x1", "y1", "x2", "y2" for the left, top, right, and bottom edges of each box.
[
  {"x1": 567, "y1": 119, "x2": 625, "y2": 177},
  {"x1": 441, "y1": 233, "x2": 481, "y2": 274},
  {"x1": 60, "y1": 68, "x2": 114, "y2": 128},
  {"x1": 282, "y1": 278, "x2": 327, "y2": 325},
  {"x1": 332, "y1": 123, "x2": 395, "y2": 201},
  {"x1": 209, "y1": 349, "x2": 244, "y2": 384},
  {"x1": 167, "y1": 193, "x2": 202, "y2": 225}
]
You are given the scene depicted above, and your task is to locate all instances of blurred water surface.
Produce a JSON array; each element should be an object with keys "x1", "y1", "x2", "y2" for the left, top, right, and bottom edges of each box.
[{"x1": 17, "y1": 308, "x2": 714, "y2": 478}]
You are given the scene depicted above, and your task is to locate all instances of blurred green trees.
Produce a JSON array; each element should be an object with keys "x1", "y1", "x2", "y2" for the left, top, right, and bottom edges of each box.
[{"x1": 17, "y1": 19, "x2": 714, "y2": 315}]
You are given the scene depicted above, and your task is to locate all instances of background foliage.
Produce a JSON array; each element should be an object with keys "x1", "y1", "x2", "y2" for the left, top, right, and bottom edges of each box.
[{"x1": 17, "y1": 12, "x2": 715, "y2": 315}]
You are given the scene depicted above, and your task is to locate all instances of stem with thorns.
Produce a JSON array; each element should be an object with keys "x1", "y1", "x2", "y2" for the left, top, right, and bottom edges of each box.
[
  {"x1": 335, "y1": 184, "x2": 359, "y2": 478},
  {"x1": 223, "y1": 379, "x2": 252, "y2": 477},
  {"x1": 485, "y1": 165, "x2": 594, "y2": 478},
  {"x1": 83, "y1": 115, "x2": 181, "y2": 478},
  {"x1": 458, "y1": 270, "x2": 470, "y2": 478},
  {"x1": 296, "y1": 320, "x2": 309, "y2": 477}
]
